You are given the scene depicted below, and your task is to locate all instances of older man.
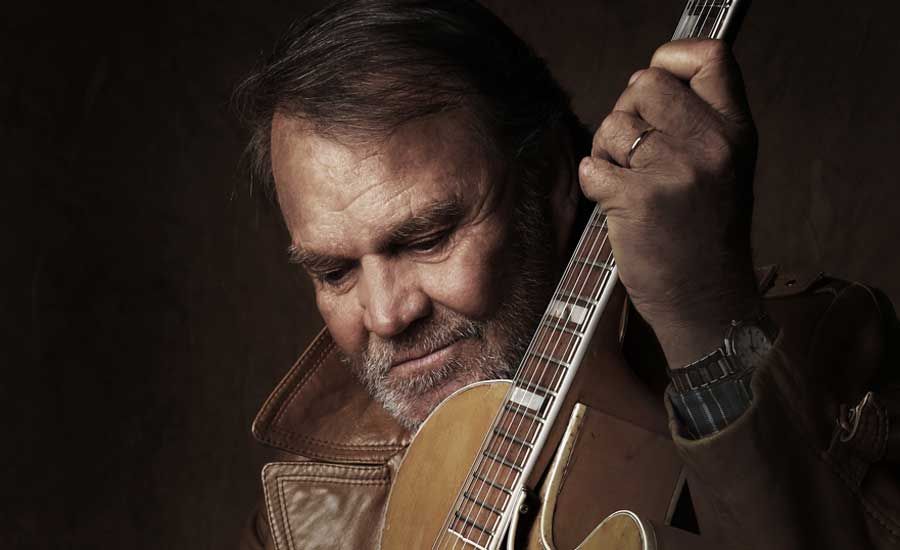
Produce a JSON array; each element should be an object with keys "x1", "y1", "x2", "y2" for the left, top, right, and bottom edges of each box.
[{"x1": 235, "y1": 1, "x2": 900, "y2": 548}]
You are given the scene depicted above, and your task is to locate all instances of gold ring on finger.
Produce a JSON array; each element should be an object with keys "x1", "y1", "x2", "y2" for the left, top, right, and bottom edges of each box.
[{"x1": 625, "y1": 127, "x2": 656, "y2": 169}]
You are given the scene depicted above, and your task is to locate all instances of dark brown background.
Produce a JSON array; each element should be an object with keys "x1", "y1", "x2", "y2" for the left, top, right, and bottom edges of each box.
[{"x1": 4, "y1": 0, "x2": 898, "y2": 548}]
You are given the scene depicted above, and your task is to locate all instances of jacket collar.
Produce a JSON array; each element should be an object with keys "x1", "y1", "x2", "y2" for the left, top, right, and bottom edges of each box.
[{"x1": 252, "y1": 327, "x2": 411, "y2": 464}]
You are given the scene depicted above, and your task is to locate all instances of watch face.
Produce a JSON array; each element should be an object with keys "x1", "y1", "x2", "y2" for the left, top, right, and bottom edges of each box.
[{"x1": 731, "y1": 324, "x2": 773, "y2": 369}]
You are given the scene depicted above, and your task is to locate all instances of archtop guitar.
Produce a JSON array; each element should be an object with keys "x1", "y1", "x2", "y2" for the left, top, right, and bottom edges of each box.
[{"x1": 382, "y1": 2, "x2": 751, "y2": 548}]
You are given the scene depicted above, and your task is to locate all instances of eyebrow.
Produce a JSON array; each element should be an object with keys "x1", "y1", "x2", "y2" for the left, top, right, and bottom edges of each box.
[{"x1": 287, "y1": 198, "x2": 465, "y2": 270}]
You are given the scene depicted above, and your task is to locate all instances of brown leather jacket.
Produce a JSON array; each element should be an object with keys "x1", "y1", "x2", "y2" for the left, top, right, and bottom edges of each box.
[{"x1": 239, "y1": 267, "x2": 900, "y2": 550}]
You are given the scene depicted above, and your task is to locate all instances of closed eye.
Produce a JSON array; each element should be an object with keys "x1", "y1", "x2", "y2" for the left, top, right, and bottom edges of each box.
[
  {"x1": 312, "y1": 265, "x2": 355, "y2": 288},
  {"x1": 405, "y1": 231, "x2": 451, "y2": 255}
]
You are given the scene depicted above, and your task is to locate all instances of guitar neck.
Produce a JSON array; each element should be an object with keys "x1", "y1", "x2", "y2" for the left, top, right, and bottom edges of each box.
[
  {"x1": 439, "y1": 2, "x2": 750, "y2": 549},
  {"x1": 673, "y1": 0, "x2": 750, "y2": 42}
]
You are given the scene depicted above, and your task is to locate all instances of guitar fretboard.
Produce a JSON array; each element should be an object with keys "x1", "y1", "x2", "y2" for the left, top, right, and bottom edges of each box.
[{"x1": 437, "y1": 2, "x2": 748, "y2": 548}]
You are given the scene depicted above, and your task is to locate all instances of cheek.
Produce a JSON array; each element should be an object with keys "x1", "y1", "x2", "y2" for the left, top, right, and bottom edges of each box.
[
  {"x1": 422, "y1": 225, "x2": 510, "y2": 319},
  {"x1": 316, "y1": 291, "x2": 366, "y2": 355}
]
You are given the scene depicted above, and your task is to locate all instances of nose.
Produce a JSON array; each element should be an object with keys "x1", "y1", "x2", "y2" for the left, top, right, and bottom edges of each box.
[{"x1": 357, "y1": 256, "x2": 431, "y2": 338}]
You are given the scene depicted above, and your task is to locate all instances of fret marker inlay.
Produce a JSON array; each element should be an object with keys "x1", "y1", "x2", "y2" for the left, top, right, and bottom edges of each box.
[
  {"x1": 510, "y1": 386, "x2": 545, "y2": 412},
  {"x1": 549, "y1": 300, "x2": 589, "y2": 324}
]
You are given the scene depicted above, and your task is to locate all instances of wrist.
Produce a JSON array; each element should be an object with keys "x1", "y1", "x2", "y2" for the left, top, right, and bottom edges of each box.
[{"x1": 644, "y1": 289, "x2": 761, "y2": 369}]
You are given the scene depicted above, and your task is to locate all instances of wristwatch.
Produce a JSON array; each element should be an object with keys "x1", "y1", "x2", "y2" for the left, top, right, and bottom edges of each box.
[{"x1": 669, "y1": 311, "x2": 780, "y2": 393}]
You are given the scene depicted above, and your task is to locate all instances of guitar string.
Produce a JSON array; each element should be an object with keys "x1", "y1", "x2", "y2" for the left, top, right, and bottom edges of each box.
[
  {"x1": 432, "y1": 205, "x2": 602, "y2": 549},
  {"x1": 456, "y1": 3, "x2": 731, "y2": 538},
  {"x1": 687, "y1": 0, "x2": 708, "y2": 38},
  {"x1": 461, "y1": 2, "x2": 729, "y2": 546},
  {"x1": 442, "y1": 0, "x2": 711, "y2": 532},
  {"x1": 460, "y1": 214, "x2": 612, "y2": 550},
  {"x1": 447, "y1": 208, "x2": 611, "y2": 550},
  {"x1": 439, "y1": 206, "x2": 608, "y2": 550},
  {"x1": 692, "y1": 0, "x2": 716, "y2": 40},
  {"x1": 435, "y1": 207, "x2": 607, "y2": 550},
  {"x1": 459, "y1": 1, "x2": 721, "y2": 543},
  {"x1": 439, "y1": 206, "x2": 607, "y2": 550},
  {"x1": 438, "y1": 1, "x2": 729, "y2": 546},
  {"x1": 712, "y1": 1, "x2": 729, "y2": 39},
  {"x1": 674, "y1": 0, "x2": 695, "y2": 40}
]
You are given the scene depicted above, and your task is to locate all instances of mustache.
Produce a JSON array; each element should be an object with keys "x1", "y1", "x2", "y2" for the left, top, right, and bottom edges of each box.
[{"x1": 361, "y1": 311, "x2": 485, "y2": 375}]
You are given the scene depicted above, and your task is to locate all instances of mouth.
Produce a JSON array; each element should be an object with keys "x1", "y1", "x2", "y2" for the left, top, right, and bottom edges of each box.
[{"x1": 389, "y1": 338, "x2": 463, "y2": 378}]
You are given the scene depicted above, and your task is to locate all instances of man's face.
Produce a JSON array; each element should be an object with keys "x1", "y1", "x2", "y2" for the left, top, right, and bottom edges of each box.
[{"x1": 270, "y1": 111, "x2": 557, "y2": 429}]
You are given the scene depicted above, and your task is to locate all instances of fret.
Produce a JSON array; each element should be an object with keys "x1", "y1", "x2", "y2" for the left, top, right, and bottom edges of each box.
[
  {"x1": 472, "y1": 472, "x2": 514, "y2": 495},
  {"x1": 475, "y1": 453, "x2": 521, "y2": 492},
  {"x1": 562, "y1": 232, "x2": 614, "y2": 291},
  {"x1": 574, "y1": 256, "x2": 614, "y2": 271},
  {"x1": 578, "y1": 225, "x2": 609, "y2": 255},
  {"x1": 541, "y1": 317, "x2": 582, "y2": 338},
  {"x1": 483, "y1": 450, "x2": 524, "y2": 472},
  {"x1": 526, "y1": 349, "x2": 568, "y2": 369},
  {"x1": 496, "y1": 408, "x2": 542, "y2": 444},
  {"x1": 516, "y1": 357, "x2": 566, "y2": 395},
  {"x1": 504, "y1": 400, "x2": 545, "y2": 422},
  {"x1": 493, "y1": 427, "x2": 533, "y2": 448},
  {"x1": 532, "y1": 326, "x2": 579, "y2": 366},
  {"x1": 457, "y1": 497, "x2": 502, "y2": 532},
  {"x1": 486, "y1": 430, "x2": 531, "y2": 465},
  {"x1": 560, "y1": 264, "x2": 613, "y2": 307},
  {"x1": 588, "y1": 213, "x2": 608, "y2": 230},
  {"x1": 515, "y1": 377, "x2": 557, "y2": 398},
  {"x1": 463, "y1": 492, "x2": 505, "y2": 516},
  {"x1": 453, "y1": 511, "x2": 493, "y2": 535},
  {"x1": 465, "y1": 475, "x2": 512, "y2": 514},
  {"x1": 554, "y1": 288, "x2": 594, "y2": 306}
]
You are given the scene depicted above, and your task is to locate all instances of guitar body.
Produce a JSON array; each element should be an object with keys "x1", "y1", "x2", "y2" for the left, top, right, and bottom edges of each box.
[
  {"x1": 381, "y1": 381, "x2": 512, "y2": 549},
  {"x1": 381, "y1": 379, "x2": 656, "y2": 550}
]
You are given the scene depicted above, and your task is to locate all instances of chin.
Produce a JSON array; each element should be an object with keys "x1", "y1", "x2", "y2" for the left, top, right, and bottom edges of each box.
[{"x1": 390, "y1": 369, "x2": 493, "y2": 430}]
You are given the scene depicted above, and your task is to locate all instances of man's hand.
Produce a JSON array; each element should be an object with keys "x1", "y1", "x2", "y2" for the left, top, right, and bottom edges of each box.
[{"x1": 579, "y1": 39, "x2": 761, "y2": 368}]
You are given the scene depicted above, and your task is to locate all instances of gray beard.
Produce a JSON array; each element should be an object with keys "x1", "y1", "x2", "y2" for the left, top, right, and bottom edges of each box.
[{"x1": 341, "y1": 187, "x2": 556, "y2": 430}]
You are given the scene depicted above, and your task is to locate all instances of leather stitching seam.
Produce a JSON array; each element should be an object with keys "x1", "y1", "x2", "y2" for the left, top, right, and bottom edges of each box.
[
  {"x1": 271, "y1": 333, "x2": 333, "y2": 427},
  {"x1": 276, "y1": 478, "x2": 298, "y2": 550},
  {"x1": 279, "y1": 476, "x2": 390, "y2": 486},
  {"x1": 262, "y1": 465, "x2": 287, "y2": 550}
]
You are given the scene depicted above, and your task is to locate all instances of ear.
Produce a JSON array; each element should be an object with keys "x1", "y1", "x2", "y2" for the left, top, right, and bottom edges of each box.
[{"x1": 546, "y1": 129, "x2": 582, "y2": 260}]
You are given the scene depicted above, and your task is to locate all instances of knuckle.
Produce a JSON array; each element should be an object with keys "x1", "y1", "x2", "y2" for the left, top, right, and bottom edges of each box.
[
  {"x1": 635, "y1": 67, "x2": 671, "y2": 90},
  {"x1": 600, "y1": 111, "x2": 627, "y2": 135},
  {"x1": 596, "y1": 112, "x2": 628, "y2": 149}
]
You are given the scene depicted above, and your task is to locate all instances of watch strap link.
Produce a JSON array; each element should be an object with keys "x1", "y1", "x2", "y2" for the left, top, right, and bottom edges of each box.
[{"x1": 669, "y1": 348, "x2": 745, "y2": 393}]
